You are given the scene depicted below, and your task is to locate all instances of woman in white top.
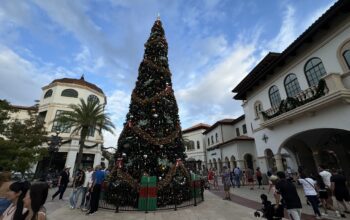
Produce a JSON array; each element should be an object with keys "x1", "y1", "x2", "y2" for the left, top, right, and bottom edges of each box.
[
  {"x1": 298, "y1": 173, "x2": 321, "y2": 219},
  {"x1": 23, "y1": 182, "x2": 49, "y2": 220},
  {"x1": 1, "y1": 181, "x2": 30, "y2": 220}
]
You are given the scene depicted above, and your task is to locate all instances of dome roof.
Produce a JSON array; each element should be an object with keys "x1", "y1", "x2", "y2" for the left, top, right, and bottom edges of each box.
[{"x1": 49, "y1": 76, "x2": 104, "y2": 94}]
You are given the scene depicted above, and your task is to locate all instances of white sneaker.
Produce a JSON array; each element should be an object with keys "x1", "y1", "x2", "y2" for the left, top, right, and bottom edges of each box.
[
  {"x1": 321, "y1": 212, "x2": 328, "y2": 217},
  {"x1": 335, "y1": 211, "x2": 341, "y2": 218}
]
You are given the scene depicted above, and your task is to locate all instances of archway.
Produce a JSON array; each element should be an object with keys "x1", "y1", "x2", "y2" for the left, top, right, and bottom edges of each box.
[
  {"x1": 278, "y1": 128, "x2": 350, "y2": 182},
  {"x1": 186, "y1": 157, "x2": 197, "y2": 171},
  {"x1": 218, "y1": 158, "x2": 222, "y2": 173},
  {"x1": 244, "y1": 154, "x2": 254, "y2": 170},
  {"x1": 264, "y1": 148, "x2": 276, "y2": 171},
  {"x1": 225, "y1": 157, "x2": 230, "y2": 169},
  {"x1": 230, "y1": 155, "x2": 237, "y2": 169},
  {"x1": 213, "y1": 158, "x2": 217, "y2": 170},
  {"x1": 197, "y1": 160, "x2": 202, "y2": 171}
]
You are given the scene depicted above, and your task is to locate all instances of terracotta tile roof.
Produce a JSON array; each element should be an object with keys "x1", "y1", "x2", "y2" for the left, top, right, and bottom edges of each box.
[
  {"x1": 203, "y1": 115, "x2": 245, "y2": 134},
  {"x1": 50, "y1": 77, "x2": 104, "y2": 94},
  {"x1": 182, "y1": 123, "x2": 211, "y2": 134},
  {"x1": 10, "y1": 105, "x2": 38, "y2": 111},
  {"x1": 207, "y1": 135, "x2": 254, "y2": 151}
]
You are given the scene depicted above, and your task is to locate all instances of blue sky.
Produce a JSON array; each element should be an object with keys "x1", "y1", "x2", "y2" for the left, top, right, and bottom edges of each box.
[{"x1": 0, "y1": 0, "x2": 335, "y2": 147}]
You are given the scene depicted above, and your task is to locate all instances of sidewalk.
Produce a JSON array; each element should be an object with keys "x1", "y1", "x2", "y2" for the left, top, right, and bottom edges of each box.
[
  {"x1": 46, "y1": 188, "x2": 258, "y2": 220},
  {"x1": 209, "y1": 182, "x2": 345, "y2": 220}
]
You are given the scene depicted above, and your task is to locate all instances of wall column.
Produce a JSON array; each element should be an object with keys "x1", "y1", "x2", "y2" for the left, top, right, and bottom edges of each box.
[
  {"x1": 65, "y1": 150, "x2": 77, "y2": 177},
  {"x1": 236, "y1": 160, "x2": 245, "y2": 169},
  {"x1": 275, "y1": 154, "x2": 284, "y2": 171},
  {"x1": 94, "y1": 152, "x2": 102, "y2": 168},
  {"x1": 257, "y1": 156, "x2": 268, "y2": 173}
]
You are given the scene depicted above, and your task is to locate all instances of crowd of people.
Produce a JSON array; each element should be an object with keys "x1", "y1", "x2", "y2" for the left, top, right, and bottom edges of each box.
[
  {"x1": 0, "y1": 171, "x2": 49, "y2": 220},
  {"x1": 206, "y1": 165, "x2": 350, "y2": 220},
  {"x1": 51, "y1": 165, "x2": 107, "y2": 216},
  {"x1": 0, "y1": 164, "x2": 108, "y2": 219}
]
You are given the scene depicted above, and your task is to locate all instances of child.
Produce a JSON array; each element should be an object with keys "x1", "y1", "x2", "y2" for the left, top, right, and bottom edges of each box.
[{"x1": 255, "y1": 194, "x2": 283, "y2": 220}]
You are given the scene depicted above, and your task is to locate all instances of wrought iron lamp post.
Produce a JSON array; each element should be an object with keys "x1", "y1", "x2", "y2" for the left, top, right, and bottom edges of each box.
[{"x1": 47, "y1": 130, "x2": 62, "y2": 172}]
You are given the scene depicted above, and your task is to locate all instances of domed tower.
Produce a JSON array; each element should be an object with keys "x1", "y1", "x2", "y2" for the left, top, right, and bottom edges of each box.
[{"x1": 36, "y1": 76, "x2": 107, "y2": 176}]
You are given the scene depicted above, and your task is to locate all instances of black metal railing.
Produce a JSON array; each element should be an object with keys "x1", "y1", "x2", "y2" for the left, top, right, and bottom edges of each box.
[
  {"x1": 262, "y1": 79, "x2": 329, "y2": 120},
  {"x1": 98, "y1": 177, "x2": 205, "y2": 212}
]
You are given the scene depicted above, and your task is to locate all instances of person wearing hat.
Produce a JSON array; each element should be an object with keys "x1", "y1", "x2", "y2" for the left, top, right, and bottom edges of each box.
[{"x1": 52, "y1": 167, "x2": 70, "y2": 200}]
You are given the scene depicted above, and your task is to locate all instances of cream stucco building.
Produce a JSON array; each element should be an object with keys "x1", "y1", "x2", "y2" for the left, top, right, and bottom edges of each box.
[
  {"x1": 8, "y1": 76, "x2": 109, "y2": 177},
  {"x1": 182, "y1": 123, "x2": 210, "y2": 171},
  {"x1": 232, "y1": 0, "x2": 350, "y2": 180}
]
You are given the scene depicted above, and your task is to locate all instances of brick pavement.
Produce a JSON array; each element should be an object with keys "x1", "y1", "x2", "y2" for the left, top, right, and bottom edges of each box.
[{"x1": 210, "y1": 186, "x2": 321, "y2": 220}]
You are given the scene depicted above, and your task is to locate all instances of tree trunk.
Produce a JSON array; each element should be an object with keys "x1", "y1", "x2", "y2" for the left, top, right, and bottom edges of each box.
[{"x1": 75, "y1": 127, "x2": 88, "y2": 172}]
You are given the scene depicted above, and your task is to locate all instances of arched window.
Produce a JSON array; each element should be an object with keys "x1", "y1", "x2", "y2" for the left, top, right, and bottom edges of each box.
[
  {"x1": 215, "y1": 133, "x2": 218, "y2": 143},
  {"x1": 196, "y1": 141, "x2": 200, "y2": 149},
  {"x1": 269, "y1": 85, "x2": 281, "y2": 108},
  {"x1": 207, "y1": 138, "x2": 210, "y2": 146},
  {"x1": 61, "y1": 89, "x2": 78, "y2": 98},
  {"x1": 44, "y1": 89, "x2": 53, "y2": 98},
  {"x1": 304, "y1": 58, "x2": 327, "y2": 86},
  {"x1": 187, "y1": 140, "x2": 195, "y2": 151},
  {"x1": 284, "y1": 74, "x2": 301, "y2": 97},
  {"x1": 254, "y1": 101, "x2": 263, "y2": 119},
  {"x1": 343, "y1": 50, "x2": 350, "y2": 69},
  {"x1": 337, "y1": 39, "x2": 350, "y2": 71},
  {"x1": 88, "y1": 94, "x2": 99, "y2": 104}
]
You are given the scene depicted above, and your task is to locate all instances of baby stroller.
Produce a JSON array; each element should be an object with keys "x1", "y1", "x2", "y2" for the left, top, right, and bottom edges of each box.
[{"x1": 254, "y1": 194, "x2": 284, "y2": 220}]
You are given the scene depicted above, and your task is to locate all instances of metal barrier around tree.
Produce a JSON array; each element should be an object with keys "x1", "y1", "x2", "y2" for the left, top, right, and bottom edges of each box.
[{"x1": 99, "y1": 176, "x2": 205, "y2": 212}]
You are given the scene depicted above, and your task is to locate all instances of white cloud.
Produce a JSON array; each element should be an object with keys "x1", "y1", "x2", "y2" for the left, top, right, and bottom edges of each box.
[
  {"x1": 0, "y1": 45, "x2": 47, "y2": 104},
  {"x1": 0, "y1": 44, "x2": 78, "y2": 105},
  {"x1": 268, "y1": 5, "x2": 296, "y2": 52},
  {"x1": 102, "y1": 89, "x2": 131, "y2": 148},
  {"x1": 74, "y1": 46, "x2": 105, "y2": 73},
  {"x1": 176, "y1": 40, "x2": 257, "y2": 127}
]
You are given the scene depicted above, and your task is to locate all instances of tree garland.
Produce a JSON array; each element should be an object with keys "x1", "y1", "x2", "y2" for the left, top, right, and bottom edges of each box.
[
  {"x1": 142, "y1": 58, "x2": 172, "y2": 76},
  {"x1": 131, "y1": 86, "x2": 172, "y2": 105},
  {"x1": 130, "y1": 123, "x2": 181, "y2": 145},
  {"x1": 157, "y1": 163, "x2": 190, "y2": 190},
  {"x1": 110, "y1": 167, "x2": 141, "y2": 191},
  {"x1": 110, "y1": 163, "x2": 189, "y2": 191}
]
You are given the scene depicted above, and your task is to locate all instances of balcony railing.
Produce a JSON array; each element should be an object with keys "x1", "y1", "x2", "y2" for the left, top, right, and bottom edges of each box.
[{"x1": 262, "y1": 79, "x2": 329, "y2": 120}]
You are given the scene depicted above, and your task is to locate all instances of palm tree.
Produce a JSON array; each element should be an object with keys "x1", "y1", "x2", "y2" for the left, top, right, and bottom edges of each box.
[{"x1": 54, "y1": 98, "x2": 115, "y2": 171}]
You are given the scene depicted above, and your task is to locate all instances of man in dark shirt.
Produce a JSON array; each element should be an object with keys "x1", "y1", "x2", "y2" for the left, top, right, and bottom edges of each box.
[
  {"x1": 331, "y1": 170, "x2": 350, "y2": 215},
  {"x1": 87, "y1": 165, "x2": 105, "y2": 215},
  {"x1": 52, "y1": 166, "x2": 71, "y2": 200},
  {"x1": 275, "y1": 171, "x2": 302, "y2": 220}
]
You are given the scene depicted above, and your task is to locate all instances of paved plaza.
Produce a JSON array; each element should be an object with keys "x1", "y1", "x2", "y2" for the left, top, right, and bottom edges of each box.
[
  {"x1": 45, "y1": 183, "x2": 348, "y2": 220},
  {"x1": 46, "y1": 188, "x2": 256, "y2": 220}
]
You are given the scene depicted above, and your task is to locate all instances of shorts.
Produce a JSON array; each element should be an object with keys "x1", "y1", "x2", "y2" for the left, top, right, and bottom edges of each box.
[
  {"x1": 335, "y1": 189, "x2": 350, "y2": 202},
  {"x1": 319, "y1": 190, "x2": 328, "y2": 200},
  {"x1": 248, "y1": 178, "x2": 254, "y2": 183},
  {"x1": 224, "y1": 185, "x2": 230, "y2": 191}
]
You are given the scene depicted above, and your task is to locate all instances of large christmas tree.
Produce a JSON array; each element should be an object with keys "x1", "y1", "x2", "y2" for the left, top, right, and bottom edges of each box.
[
  {"x1": 111, "y1": 17, "x2": 190, "y2": 207},
  {"x1": 117, "y1": 17, "x2": 186, "y2": 177}
]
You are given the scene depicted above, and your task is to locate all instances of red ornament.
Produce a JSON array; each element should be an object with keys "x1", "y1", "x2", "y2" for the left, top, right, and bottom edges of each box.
[
  {"x1": 127, "y1": 121, "x2": 133, "y2": 128},
  {"x1": 116, "y1": 158, "x2": 123, "y2": 168},
  {"x1": 165, "y1": 85, "x2": 172, "y2": 92},
  {"x1": 175, "y1": 158, "x2": 182, "y2": 167}
]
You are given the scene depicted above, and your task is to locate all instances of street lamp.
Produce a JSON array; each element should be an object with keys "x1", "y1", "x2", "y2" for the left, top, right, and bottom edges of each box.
[{"x1": 47, "y1": 130, "x2": 62, "y2": 173}]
